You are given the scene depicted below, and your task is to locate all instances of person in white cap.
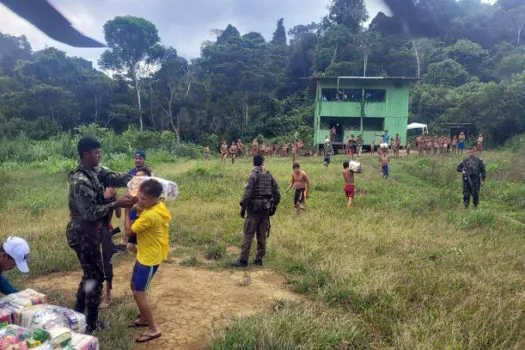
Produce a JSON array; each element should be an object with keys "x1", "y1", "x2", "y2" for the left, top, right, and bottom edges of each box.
[{"x1": 0, "y1": 237, "x2": 30, "y2": 295}]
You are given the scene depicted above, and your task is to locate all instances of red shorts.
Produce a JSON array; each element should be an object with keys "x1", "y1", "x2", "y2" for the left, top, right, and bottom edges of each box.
[{"x1": 344, "y1": 184, "x2": 355, "y2": 198}]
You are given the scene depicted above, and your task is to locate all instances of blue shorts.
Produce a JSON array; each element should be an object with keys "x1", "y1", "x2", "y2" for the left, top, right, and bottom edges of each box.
[
  {"x1": 131, "y1": 262, "x2": 159, "y2": 292},
  {"x1": 382, "y1": 165, "x2": 389, "y2": 177},
  {"x1": 458, "y1": 142, "x2": 464, "y2": 150}
]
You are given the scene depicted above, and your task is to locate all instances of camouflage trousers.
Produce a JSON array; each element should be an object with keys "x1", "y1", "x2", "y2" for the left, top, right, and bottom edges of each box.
[
  {"x1": 67, "y1": 221, "x2": 104, "y2": 328},
  {"x1": 240, "y1": 213, "x2": 270, "y2": 262},
  {"x1": 463, "y1": 178, "x2": 481, "y2": 208}
]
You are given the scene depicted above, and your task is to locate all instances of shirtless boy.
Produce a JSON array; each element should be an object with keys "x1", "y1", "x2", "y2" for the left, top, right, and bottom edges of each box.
[
  {"x1": 343, "y1": 161, "x2": 357, "y2": 208},
  {"x1": 203, "y1": 146, "x2": 210, "y2": 161},
  {"x1": 287, "y1": 163, "x2": 311, "y2": 214},
  {"x1": 220, "y1": 141, "x2": 228, "y2": 164},
  {"x1": 229, "y1": 141, "x2": 238, "y2": 164}
]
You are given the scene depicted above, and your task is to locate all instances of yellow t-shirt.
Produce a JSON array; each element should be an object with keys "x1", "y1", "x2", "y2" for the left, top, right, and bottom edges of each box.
[{"x1": 131, "y1": 201, "x2": 171, "y2": 266}]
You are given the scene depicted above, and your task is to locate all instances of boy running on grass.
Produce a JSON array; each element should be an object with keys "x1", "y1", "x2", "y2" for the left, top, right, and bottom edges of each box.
[
  {"x1": 379, "y1": 150, "x2": 390, "y2": 179},
  {"x1": 126, "y1": 178, "x2": 171, "y2": 343},
  {"x1": 343, "y1": 161, "x2": 356, "y2": 208},
  {"x1": 286, "y1": 163, "x2": 311, "y2": 214}
]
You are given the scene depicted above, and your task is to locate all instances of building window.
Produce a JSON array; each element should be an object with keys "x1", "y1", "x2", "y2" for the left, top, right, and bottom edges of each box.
[
  {"x1": 364, "y1": 89, "x2": 386, "y2": 103},
  {"x1": 363, "y1": 117, "x2": 384, "y2": 131},
  {"x1": 321, "y1": 89, "x2": 362, "y2": 102}
]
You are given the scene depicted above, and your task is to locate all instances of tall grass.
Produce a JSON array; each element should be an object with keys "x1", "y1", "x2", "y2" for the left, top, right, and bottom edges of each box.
[{"x1": 3, "y1": 145, "x2": 525, "y2": 349}]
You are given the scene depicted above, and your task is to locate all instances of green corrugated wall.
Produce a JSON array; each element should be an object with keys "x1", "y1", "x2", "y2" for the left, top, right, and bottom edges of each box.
[{"x1": 313, "y1": 78, "x2": 411, "y2": 146}]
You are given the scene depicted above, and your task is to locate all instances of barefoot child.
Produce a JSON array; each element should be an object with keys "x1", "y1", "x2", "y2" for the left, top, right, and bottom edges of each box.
[
  {"x1": 343, "y1": 161, "x2": 356, "y2": 208},
  {"x1": 286, "y1": 163, "x2": 311, "y2": 214},
  {"x1": 127, "y1": 178, "x2": 171, "y2": 343},
  {"x1": 229, "y1": 141, "x2": 238, "y2": 164},
  {"x1": 379, "y1": 151, "x2": 390, "y2": 179},
  {"x1": 220, "y1": 141, "x2": 228, "y2": 164}
]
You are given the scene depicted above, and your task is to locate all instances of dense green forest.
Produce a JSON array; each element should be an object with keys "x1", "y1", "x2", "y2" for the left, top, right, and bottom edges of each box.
[{"x1": 0, "y1": 0, "x2": 524, "y2": 146}]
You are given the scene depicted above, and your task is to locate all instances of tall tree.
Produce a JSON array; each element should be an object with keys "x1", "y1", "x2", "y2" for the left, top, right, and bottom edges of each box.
[
  {"x1": 327, "y1": 0, "x2": 368, "y2": 33},
  {"x1": 271, "y1": 18, "x2": 287, "y2": 45},
  {"x1": 99, "y1": 16, "x2": 161, "y2": 131}
]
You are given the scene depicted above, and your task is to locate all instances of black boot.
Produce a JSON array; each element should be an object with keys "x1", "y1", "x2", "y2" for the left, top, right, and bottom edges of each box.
[
  {"x1": 231, "y1": 259, "x2": 248, "y2": 267},
  {"x1": 86, "y1": 307, "x2": 103, "y2": 334},
  {"x1": 254, "y1": 259, "x2": 263, "y2": 266}
]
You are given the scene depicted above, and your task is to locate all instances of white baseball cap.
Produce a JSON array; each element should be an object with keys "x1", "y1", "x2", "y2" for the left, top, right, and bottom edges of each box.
[{"x1": 3, "y1": 237, "x2": 30, "y2": 273}]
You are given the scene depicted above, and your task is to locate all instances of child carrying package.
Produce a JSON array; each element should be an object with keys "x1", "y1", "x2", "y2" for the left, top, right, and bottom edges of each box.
[{"x1": 127, "y1": 176, "x2": 179, "y2": 201}]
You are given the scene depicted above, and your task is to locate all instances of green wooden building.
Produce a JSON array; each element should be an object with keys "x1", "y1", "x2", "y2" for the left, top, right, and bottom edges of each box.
[{"x1": 313, "y1": 76, "x2": 416, "y2": 151}]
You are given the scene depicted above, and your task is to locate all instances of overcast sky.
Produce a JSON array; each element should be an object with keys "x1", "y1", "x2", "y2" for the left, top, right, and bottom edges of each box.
[{"x1": 0, "y1": 0, "x2": 389, "y2": 65}]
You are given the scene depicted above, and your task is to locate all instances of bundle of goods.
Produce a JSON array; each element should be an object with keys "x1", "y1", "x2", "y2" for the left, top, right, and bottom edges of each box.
[
  {"x1": 1, "y1": 290, "x2": 48, "y2": 308},
  {"x1": 18, "y1": 305, "x2": 86, "y2": 334},
  {"x1": 127, "y1": 176, "x2": 179, "y2": 201},
  {"x1": 0, "y1": 324, "x2": 52, "y2": 349},
  {"x1": 0, "y1": 324, "x2": 99, "y2": 350},
  {"x1": 69, "y1": 332, "x2": 99, "y2": 350},
  {"x1": 349, "y1": 161, "x2": 363, "y2": 173}
]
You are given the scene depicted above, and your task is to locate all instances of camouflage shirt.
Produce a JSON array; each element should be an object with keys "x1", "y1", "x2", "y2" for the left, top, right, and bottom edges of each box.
[
  {"x1": 241, "y1": 166, "x2": 281, "y2": 210},
  {"x1": 66, "y1": 164, "x2": 131, "y2": 247},
  {"x1": 457, "y1": 157, "x2": 486, "y2": 181}
]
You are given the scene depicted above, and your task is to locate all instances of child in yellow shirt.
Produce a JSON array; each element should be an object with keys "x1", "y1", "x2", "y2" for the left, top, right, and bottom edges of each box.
[{"x1": 126, "y1": 179, "x2": 171, "y2": 343}]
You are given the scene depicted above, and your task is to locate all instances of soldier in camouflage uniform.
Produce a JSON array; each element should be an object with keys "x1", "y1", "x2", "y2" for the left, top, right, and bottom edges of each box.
[
  {"x1": 457, "y1": 146, "x2": 486, "y2": 209},
  {"x1": 67, "y1": 137, "x2": 135, "y2": 333},
  {"x1": 233, "y1": 155, "x2": 280, "y2": 267}
]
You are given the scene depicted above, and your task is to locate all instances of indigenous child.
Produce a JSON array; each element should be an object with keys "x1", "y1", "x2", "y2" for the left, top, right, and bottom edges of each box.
[
  {"x1": 251, "y1": 139, "x2": 259, "y2": 156},
  {"x1": 458, "y1": 132, "x2": 466, "y2": 154},
  {"x1": 127, "y1": 178, "x2": 171, "y2": 343},
  {"x1": 203, "y1": 146, "x2": 210, "y2": 161},
  {"x1": 343, "y1": 161, "x2": 357, "y2": 208},
  {"x1": 451, "y1": 136, "x2": 458, "y2": 155},
  {"x1": 236, "y1": 139, "x2": 244, "y2": 158},
  {"x1": 229, "y1": 141, "x2": 238, "y2": 164},
  {"x1": 476, "y1": 132, "x2": 484, "y2": 156},
  {"x1": 286, "y1": 163, "x2": 311, "y2": 214},
  {"x1": 220, "y1": 141, "x2": 228, "y2": 164},
  {"x1": 379, "y1": 151, "x2": 390, "y2": 179},
  {"x1": 406, "y1": 141, "x2": 411, "y2": 156},
  {"x1": 394, "y1": 134, "x2": 401, "y2": 158},
  {"x1": 282, "y1": 143, "x2": 289, "y2": 157},
  {"x1": 323, "y1": 151, "x2": 331, "y2": 167}
]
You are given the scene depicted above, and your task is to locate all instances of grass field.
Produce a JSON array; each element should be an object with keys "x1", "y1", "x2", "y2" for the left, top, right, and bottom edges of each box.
[{"x1": 1, "y1": 150, "x2": 525, "y2": 349}]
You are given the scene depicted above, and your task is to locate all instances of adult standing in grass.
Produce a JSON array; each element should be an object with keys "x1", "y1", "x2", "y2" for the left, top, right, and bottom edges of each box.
[
  {"x1": 67, "y1": 137, "x2": 135, "y2": 333},
  {"x1": 458, "y1": 132, "x2": 466, "y2": 155},
  {"x1": 129, "y1": 150, "x2": 149, "y2": 176},
  {"x1": 457, "y1": 146, "x2": 486, "y2": 209},
  {"x1": 233, "y1": 155, "x2": 281, "y2": 267},
  {"x1": 0, "y1": 237, "x2": 30, "y2": 295}
]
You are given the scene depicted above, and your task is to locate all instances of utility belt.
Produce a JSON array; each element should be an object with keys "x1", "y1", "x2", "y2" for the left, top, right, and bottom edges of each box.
[{"x1": 249, "y1": 196, "x2": 273, "y2": 213}]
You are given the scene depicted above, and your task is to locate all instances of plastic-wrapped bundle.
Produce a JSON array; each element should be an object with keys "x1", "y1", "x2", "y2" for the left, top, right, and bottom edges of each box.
[
  {"x1": 48, "y1": 327, "x2": 72, "y2": 348},
  {"x1": 69, "y1": 332, "x2": 99, "y2": 350},
  {"x1": 0, "y1": 290, "x2": 48, "y2": 308},
  {"x1": 0, "y1": 324, "x2": 32, "y2": 349},
  {"x1": 0, "y1": 301, "x2": 26, "y2": 324},
  {"x1": 127, "y1": 176, "x2": 179, "y2": 201},
  {"x1": 18, "y1": 305, "x2": 86, "y2": 334},
  {"x1": 349, "y1": 161, "x2": 363, "y2": 173}
]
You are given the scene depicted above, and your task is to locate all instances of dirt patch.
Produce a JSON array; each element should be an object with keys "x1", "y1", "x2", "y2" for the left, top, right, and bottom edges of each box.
[{"x1": 31, "y1": 259, "x2": 299, "y2": 349}]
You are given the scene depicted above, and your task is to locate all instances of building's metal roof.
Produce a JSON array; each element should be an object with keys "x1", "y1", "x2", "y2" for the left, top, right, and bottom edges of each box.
[{"x1": 309, "y1": 76, "x2": 419, "y2": 81}]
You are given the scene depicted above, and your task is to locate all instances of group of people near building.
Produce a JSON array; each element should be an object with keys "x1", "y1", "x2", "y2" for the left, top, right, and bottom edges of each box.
[
  {"x1": 415, "y1": 132, "x2": 484, "y2": 156},
  {"x1": 213, "y1": 139, "x2": 306, "y2": 164}
]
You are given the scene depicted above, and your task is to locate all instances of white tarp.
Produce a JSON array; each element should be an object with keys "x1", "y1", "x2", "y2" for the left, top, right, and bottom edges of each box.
[{"x1": 407, "y1": 123, "x2": 428, "y2": 133}]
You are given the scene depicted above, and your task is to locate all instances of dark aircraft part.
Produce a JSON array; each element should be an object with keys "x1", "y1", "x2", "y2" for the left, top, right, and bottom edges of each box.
[{"x1": 0, "y1": 0, "x2": 105, "y2": 47}]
